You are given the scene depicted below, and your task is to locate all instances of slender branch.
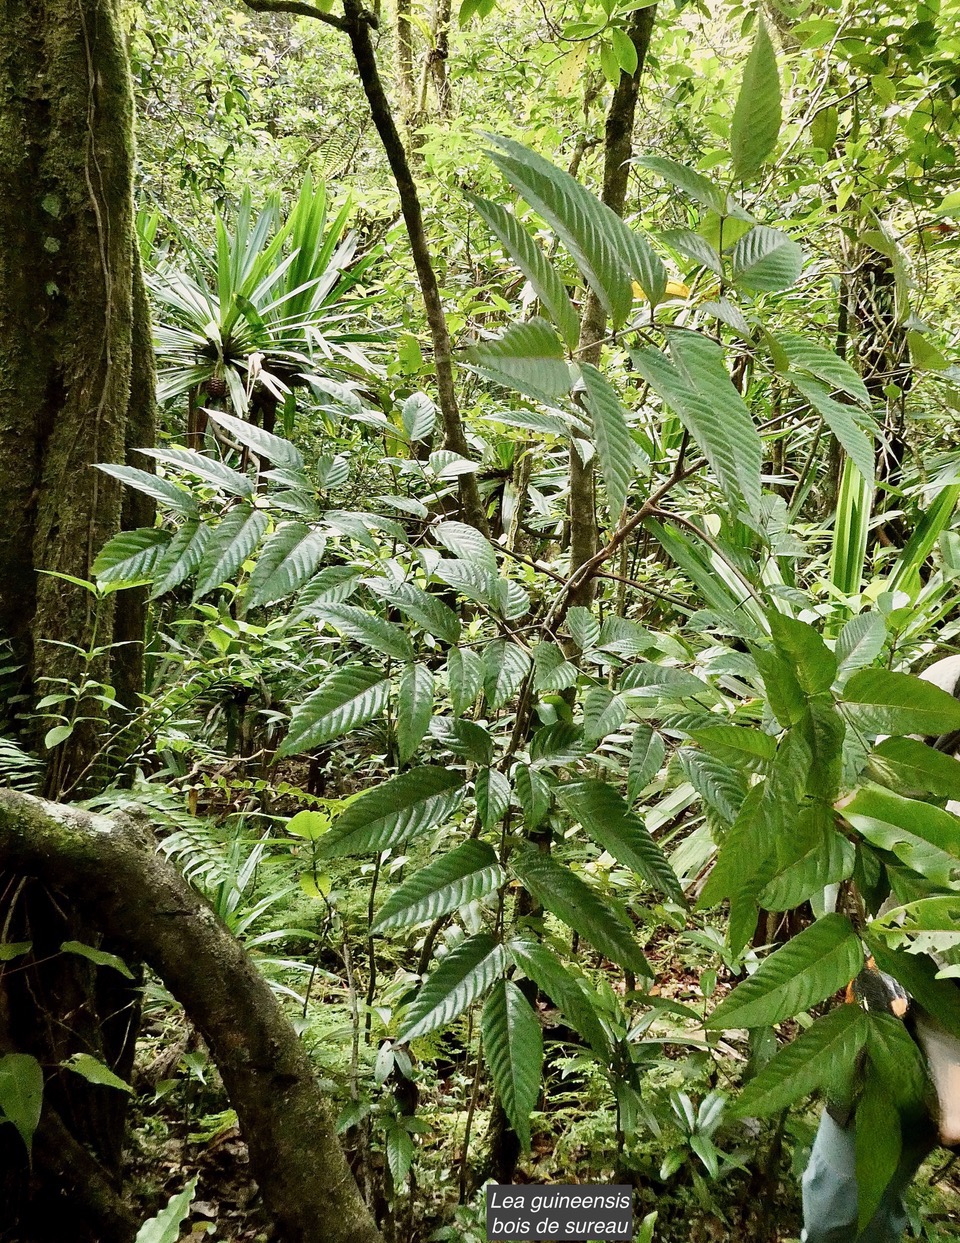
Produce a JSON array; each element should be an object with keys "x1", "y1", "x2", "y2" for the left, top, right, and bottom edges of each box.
[{"x1": 244, "y1": 0, "x2": 349, "y2": 29}]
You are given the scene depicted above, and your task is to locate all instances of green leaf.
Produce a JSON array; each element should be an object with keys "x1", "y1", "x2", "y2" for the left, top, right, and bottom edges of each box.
[
  {"x1": 485, "y1": 135, "x2": 666, "y2": 321},
  {"x1": 635, "y1": 156, "x2": 726, "y2": 214},
  {"x1": 560, "y1": 780, "x2": 685, "y2": 903},
  {"x1": 378, "y1": 581, "x2": 461, "y2": 645},
  {"x1": 62, "y1": 1053, "x2": 133, "y2": 1093},
  {"x1": 386, "y1": 1123, "x2": 415, "y2": 1186},
  {"x1": 706, "y1": 914, "x2": 863, "y2": 1029},
  {"x1": 731, "y1": 20, "x2": 782, "y2": 181},
  {"x1": 582, "y1": 687, "x2": 626, "y2": 741},
  {"x1": 872, "y1": 895, "x2": 960, "y2": 942},
  {"x1": 768, "y1": 611, "x2": 837, "y2": 695},
  {"x1": 580, "y1": 362, "x2": 636, "y2": 518},
  {"x1": 507, "y1": 937, "x2": 611, "y2": 1059},
  {"x1": 447, "y1": 648, "x2": 484, "y2": 715},
  {"x1": 511, "y1": 847, "x2": 650, "y2": 978},
  {"x1": 149, "y1": 519, "x2": 211, "y2": 598},
  {"x1": 433, "y1": 521, "x2": 499, "y2": 573},
  {"x1": 372, "y1": 841, "x2": 505, "y2": 933},
  {"x1": 401, "y1": 391, "x2": 437, "y2": 441},
  {"x1": 285, "y1": 810, "x2": 330, "y2": 840},
  {"x1": 476, "y1": 767, "x2": 511, "y2": 828},
  {"x1": 468, "y1": 194, "x2": 580, "y2": 350},
  {"x1": 836, "y1": 612, "x2": 886, "y2": 677},
  {"x1": 871, "y1": 736, "x2": 960, "y2": 800},
  {"x1": 280, "y1": 666, "x2": 391, "y2": 756},
  {"x1": 468, "y1": 318, "x2": 573, "y2": 400},
  {"x1": 733, "y1": 1005, "x2": 869, "y2": 1117},
  {"x1": 628, "y1": 725, "x2": 665, "y2": 800},
  {"x1": 134, "y1": 1177, "x2": 199, "y2": 1243},
  {"x1": 397, "y1": 663, "x2": 434, "y2": 764},
  {"x1": 315, "y1": 603, "x2": 415, "y2": 663},
  {"x1": 483, "y1": 640, "x2": 531, "y2": 710},
  {"x1": 193, "y1": 505, "x2": 269, "y2": 599},
  {"x1": 514, "y1": 763, "x2": 551, "y2": 827},
  {"x1": 482, "y1": 980, "x2": 543, "y2": 1150},
  {"x1": 44, "y1": 724, "x2": 74, "y2": 749},
  {"x1": 206, "y1": 408, "x2": 303, "y2": 469},
  {"x1": 864, "y1": 1011, "x2": 929, "y2": 1114},
  {"x1": 843, "y1": 784, "x2": 960, "y2": 886},
  {"x1": 776, "y1": 332, "x2": 871, "y2": 408},
  {"x1": 138, "y1": 445, "x2": 255, "y2": 496},
  {"x1": 60, "y1": 940, "x2": 134, "y2": 978},
  {"x1": 790, "y1": 375, "x2": 874, "y2": 491},
  {"x1": 93, "y1": 528, "x2": 170, "y2": 585},
  {"x1": 610, "y1": 26, "x2": 639, "y2": 75},
  {"x1": 296, "y1": 565, "x2": 364, "y2": 610},
  {"x1": 96, "y1": 464, "x2": 197, "y2": 515},
  {"x1": 0, "y1": 1053, "x2": 43, "y2": 1155},
  {"x1": 632, "y1": 336, "x2": 761, "y2": 516},
  {"x1": 242, "y1": 522, "x2": 326, "y2": 610},
  {"x1": 660, "y1": 228, "x2": 723, "y2": 274},
  {"x1": 856, "y1": 1066, "x2": 901, "y2": 1230},
  {"x1": 677, "y1": 748, "x2": 745, "y2": 825},
  {"x1": 842, "y1": 667, "x2": 960, "y2": 736},
  {"x1": 319, "y1": 767, "x2": 466, "y2": 856},
  {"x1": 731, "y1": 226, "x2": 803, "y2": 293},
  {"x1": 398, "y1": 933, "x2": 507, "y2": 1040}
]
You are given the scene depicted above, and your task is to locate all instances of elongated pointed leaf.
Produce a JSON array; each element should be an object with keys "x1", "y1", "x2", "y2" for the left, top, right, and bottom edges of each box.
[
  {"x1": 628, "y1": 725, "x2": 665, "y2": 800},
  {"x1": 319, "y1": 767, "x2": 466, "y2": 856},
  {"x1": 370, "y1": 579, "x2": 461, "y2": 645},
  {"x1": 93, "y1": 528, "x2": 170, "y2": 585},
  {"x1": 836, "y1": 612, "x2": 886, "y2": 677},
  {"x1": 150, "y1": 519, "x2": 211, "y2": 599},
  {"x1": 398, "y1": 933, "x2": 507, "y2": 1040},
  {"x1": 633, "y1": 335, "x2": 761, "y2": 516},
  {"x1": 372, "y1": 841, "x2": 505, "y2": 933},
  {"x1": 469, "y1": 319, "x2": 573, "y2": 399},
  {"x1": 733, "y1": 1005, "x2": 869, "y2": 1117},
  {"x1": 843, "y1": 667, "x2": 960, "y2": 735},
  {"x1": 476, "y1": 767, "x2": 511, "y2": 828},
  {"x1": 280, "y1": 666, "x2": 391, "y2": 756},
  {"x1": 96, "y1": 464, "x2": 197, "y2": 515},
  {"x1": 731, "y1": 226, "x2": 803, "y2": 292},
  {"x1": 856, "y1": 1067, "x2": 901, "y2": 1230},
  {"x1": 316, "y1": 603, "x2": 415, "y2": 663},
  {"x1": 706, "y1": 913, "x2": 863, "y2": 1029},
  {"x1": 396, "y1": 663, "x2": 434, "y2": 764},
  {"x1": 434, "y1": 521, "x2": 499, "y2": 573},
  {"x1": 871, "y1": 736, "x2": 960, "y2": 800},
  {"x1": 482, "y1": 980, "x2": 543, "y2": 1150},
  {"x1": 0, "y1": 1053, "x2": 43, "y2": 1155},
  {"x1": 243, "y1": 523, "x2": 326, "y2": 610},
  {"x1": 138, "y1": 446, "x2": 255, "y2": 496},
  {"x1": 447, "y1": 648, "x2": 483, "y2": 715},
  {"x1": 843, "y1": 784, "x2": 960, "y2": 886},
  {"x1": 580, "y1": 363, "x2": 636, "y2": 518},
  {"x1": 206, "y1": 408, "x2": 303, "y2": 469},
  {"x1": 559, "y1": 780, "x2": 685, "y2": 904},
  {"x1": 485, "y1": 135, "x2": 666, "y2": 322},
  {"x1": 514, "y1": 763, "x2": 551, "y2": 827},
  {"x1": 731, "y1": 21, "x2": 782, "y2": 180},
  {"x1": 483, "y1": 640, "x2": 531, "y2": 710},
  {"x1": 511, "y1": 848, "x2": 650, "y2": 978},
  {"x1": 469, "y1": 194, "x2": 580, "y2": 349},
  {"x1": 193, "y1": 506, "x2": 269, "y2": 599},
  {"x1": 790, "y1": 375, "x2": 874, "y2": 491},
  {"x1": 777, "y1": 333, "x2": 871, "y2": 408},
  {"x1": 507, "y1": 937, "x2": 611, "y2": 1059}
]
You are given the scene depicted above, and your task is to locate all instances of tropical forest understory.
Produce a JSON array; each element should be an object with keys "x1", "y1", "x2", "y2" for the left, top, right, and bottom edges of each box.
[{"x1": 2, "y1": 0, "x2": 960, "y2": 1240}]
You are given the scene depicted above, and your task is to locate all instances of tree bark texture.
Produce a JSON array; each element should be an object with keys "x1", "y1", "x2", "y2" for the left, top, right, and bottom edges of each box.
[
  {"x1": 568, "y1": 4, "x2": 657, "y2": 609},
  {"x1": 0, "y1": 0, "x2": 155, "y2": 791},
  {"x1": 0, "y1": 789, "x2": 383, "y2": 1243},
  {"x1": 341, "y1": 0, "x2": 489, "y2": 533}
]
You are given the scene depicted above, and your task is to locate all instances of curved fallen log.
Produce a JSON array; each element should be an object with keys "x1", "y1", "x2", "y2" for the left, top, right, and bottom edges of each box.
[{"x1": 0, "y1": 789, "x2": 381, "y2": 1243}]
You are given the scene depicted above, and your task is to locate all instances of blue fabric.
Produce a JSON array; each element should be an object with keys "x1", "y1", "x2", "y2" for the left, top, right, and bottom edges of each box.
[{"x1": 801, "y1": 1111, "x2": 935, "y2": 1242}]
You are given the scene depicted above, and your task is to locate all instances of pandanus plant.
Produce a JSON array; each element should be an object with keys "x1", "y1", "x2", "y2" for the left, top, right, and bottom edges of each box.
[{"x1": 140, "y1": 175, "x2": 382, "y2": 445}]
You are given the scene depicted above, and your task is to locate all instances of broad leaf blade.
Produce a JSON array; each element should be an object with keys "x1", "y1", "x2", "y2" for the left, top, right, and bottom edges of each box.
[
  {"x1": 372, "y1": 840, "x2": 505, "y2": 933},
  {"x1": 396, "y1": 663, "x2": 434, "y2": 764},
  {"x1": 843, "y1": 668, "x2": 960, "y2": 736},
  {"x1": 482, "y1": 980, "x2": 543, "y2": 1150},
  {"x1": 706, "y1": 914, "x2": 864, "y2": 1029},
  {"x1": 398, "y1": 933, "x2": 506, "y2": 1040},
  {"x1": 319, "y1": 767, "x2": 466, "y2": 856},
  {"x1": 280, "y1": 666, "x2": 391, "y2": 756},
  {"x1": 579, "y1": 362, "x2": 636, "y2": 519},
  {"x1": 731, "y1": 21, "x2": 782, "y2": 181}
]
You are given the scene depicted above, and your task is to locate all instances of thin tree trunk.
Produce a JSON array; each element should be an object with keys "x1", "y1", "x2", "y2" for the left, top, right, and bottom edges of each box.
[
  {"x1": 568, "y1": 4, "x2": 657, "y2": 608},
  {"x1": 394, "y1": 0, "x2": 417, "y2": 136},
  {"x1": 0, "y1": 789, "x2": 383, "y2": 1243}
]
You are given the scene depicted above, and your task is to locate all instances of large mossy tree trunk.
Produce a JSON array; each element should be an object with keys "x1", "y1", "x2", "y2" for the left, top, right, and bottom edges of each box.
[
  {"x1": 0, "y1": 789, "x2": 383, "y2": 1243},
  {"x1": 0, "y1": 3, "x2": 155, "y2": 1237}
]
